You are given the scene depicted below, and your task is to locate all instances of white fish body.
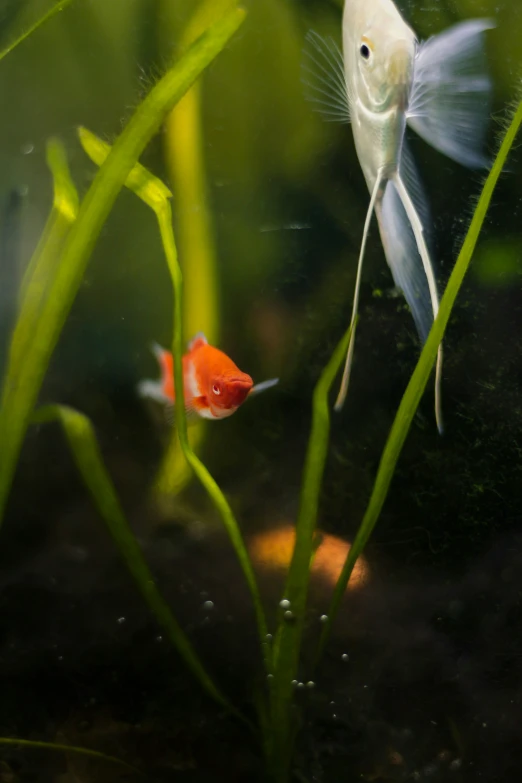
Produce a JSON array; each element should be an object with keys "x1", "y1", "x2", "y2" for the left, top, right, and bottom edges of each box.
[{"x1": 302, "y1": 0, "x2": 494, "y2": 432}]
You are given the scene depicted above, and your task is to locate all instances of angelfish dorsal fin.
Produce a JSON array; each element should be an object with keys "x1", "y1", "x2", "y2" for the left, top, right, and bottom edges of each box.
[{"x1": 188, "y1": 332, "x2": 208, "y2": 351}]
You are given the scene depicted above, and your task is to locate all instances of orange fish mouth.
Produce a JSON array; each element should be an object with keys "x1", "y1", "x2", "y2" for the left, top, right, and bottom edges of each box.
[{"x1": 216, "y1": 376, "x2": 253, "y2": 409}]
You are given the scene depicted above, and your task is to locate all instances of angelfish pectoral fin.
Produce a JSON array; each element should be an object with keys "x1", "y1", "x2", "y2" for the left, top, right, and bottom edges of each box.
[
  {"x1": 301, "y1": 30, "x2": 352, "y2": 124},
  {"x1": 334, "y1": 169, "x2": 384, "y2": 413}
]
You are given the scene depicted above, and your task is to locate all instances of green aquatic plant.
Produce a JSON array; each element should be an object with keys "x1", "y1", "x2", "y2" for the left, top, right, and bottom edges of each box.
[
  {"x1": 0, "y1": 736, "x2": 137, "y2": 773},
  {"x1": 267, "y1": 324, "x2": 353, "y2": 780},
  {"x1": 2, "y1": 1, "x2": 522, "y2": 780},
  {"x1": 0, "y1": 0, "x2": 76, "y2": 64},
  {"x1": 0, "y1": 3, "x2": 249, "y2": 769}
]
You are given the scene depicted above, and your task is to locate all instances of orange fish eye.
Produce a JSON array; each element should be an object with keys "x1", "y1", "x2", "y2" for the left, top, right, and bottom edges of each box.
[{"x1": 212, "y1": 383, "x2": 221, "y2": 396}]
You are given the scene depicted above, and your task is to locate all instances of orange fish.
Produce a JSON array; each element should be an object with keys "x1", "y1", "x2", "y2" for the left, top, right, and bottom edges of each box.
[{"x1": 137, "y1": 332, "x2": 278, "y2": 420}]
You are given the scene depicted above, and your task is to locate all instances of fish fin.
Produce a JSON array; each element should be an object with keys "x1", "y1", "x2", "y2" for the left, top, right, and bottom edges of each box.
[
  {"x1": 164, "y1": 400, "x2": 200, "y2": 425},
  {"x1": 249, "y1": 378, "x2": 279, "y2": 398},
  {"x1": 334, "y1": 169, "x2": 384, "y2": 412},
  {"x1": 164, "y1": 402, "x2": 174, "y2": 425},
  {"x1": 137, "y1": 379, "x2": 170, "y2": 405},
  {"x1": 150, "y1": 340, "x2": 168, "y2": 362},
  {"x1": 379, "y1": 165, "x2": 443, "y2": 433},
  {"x1": 407, "y1": 19, "x2": 494, "y2": 169},
  {"x1": 301, "y1": 30, "x2": 351, "y2": 124},
  {"x1": 188, "y1": 332, "x2": 208, "y2": 351}
]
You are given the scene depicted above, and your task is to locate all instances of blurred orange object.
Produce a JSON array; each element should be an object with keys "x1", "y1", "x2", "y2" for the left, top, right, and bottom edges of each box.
[{"x1": 248, "y1": 524, "x2": 369, "y2": 590}]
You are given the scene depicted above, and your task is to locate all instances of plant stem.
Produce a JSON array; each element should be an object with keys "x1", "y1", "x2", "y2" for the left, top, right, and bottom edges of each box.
[
  {"x1": 267, "y1": 325, "x2": 353, "y2": 779},
  {"x1": 0, "y1": 0, "x2": 75, "y2": 63},
  {"x1": 0, "y1": 736, "x2": 137, "y2": 773}
]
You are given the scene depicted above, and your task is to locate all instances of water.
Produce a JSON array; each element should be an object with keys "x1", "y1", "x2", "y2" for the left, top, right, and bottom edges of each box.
[{"x1": 0, "y1": 0, "x2": 521, "y2": 781}]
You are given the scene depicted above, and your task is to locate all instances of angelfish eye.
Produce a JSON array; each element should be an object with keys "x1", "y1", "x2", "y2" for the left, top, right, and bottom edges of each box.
[
  {"x1": 212, "y1": 384, "x2": 221, "y2": 395},
  {"x1": 360, "y1": 44, "x2": 370, "y2": 60}
]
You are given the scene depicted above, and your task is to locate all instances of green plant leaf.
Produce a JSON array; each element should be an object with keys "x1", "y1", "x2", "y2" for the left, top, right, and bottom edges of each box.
[
  {"x1": 267, "y1": 324, "x2": 353, "y2": 779},
  {"x1": 0, "y1": 736, "x2": 138, "y2": 773},
  {"x1": 4, "y1": 139, "x2": 78, "y2": 403},
  {"x1": 0, "y1": 0, "x2": 76, "y2": 63},
  {"x1": 77, "y1": 125, "x2": 172, "y2": 210}
]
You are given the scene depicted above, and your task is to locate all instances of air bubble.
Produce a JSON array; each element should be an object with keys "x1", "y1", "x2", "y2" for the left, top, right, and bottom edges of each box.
[
  {"x1": 265, "y1": 634, "x2": 273, "y2": 641},
  {"x1": 306, "y1": 681, "x2": 315, "y2": 689},
  {"x1": 117, "y1": 617, "x2": 126, "y2": 624},
  {"x1": 202, "y1": 600, "x2": 214, "y2": 611},
  {"x1": 319, "y1": 614, "x2": 328, "y2": 623},
  {"x1": 21, "y1": 143, "x2": 34, "y2": 155},
  {"x1": 284, "y1": 610, "x2": 294, "y2": 620},
  {"x1": 279, "y1": 599, "x2": 291, "y2": 609},
  {"x1": 341, "y1": 653, "x2": 349, "y2": 662}
]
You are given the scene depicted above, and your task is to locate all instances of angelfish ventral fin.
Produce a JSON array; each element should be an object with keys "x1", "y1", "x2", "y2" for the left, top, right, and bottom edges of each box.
[
  {"x1": 376, "y1": 142, "x2": 444, "y2": 433},
  {"x1": 301, "y1": 29, "x2": 351, "y2": 123},
  {"x1": 334, "y1": 168, "x2": 384, "y2": 413}
]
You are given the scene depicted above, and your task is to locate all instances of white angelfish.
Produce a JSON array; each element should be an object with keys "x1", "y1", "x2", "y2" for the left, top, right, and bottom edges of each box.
[{"x1": 302, "y1": 0, "x2": 494, "y2": 433}]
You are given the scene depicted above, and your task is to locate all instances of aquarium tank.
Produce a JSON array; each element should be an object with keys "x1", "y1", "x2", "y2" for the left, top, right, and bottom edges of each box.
[{"x1": 0, "y1": 0, "x2": 521, "y2": 780}]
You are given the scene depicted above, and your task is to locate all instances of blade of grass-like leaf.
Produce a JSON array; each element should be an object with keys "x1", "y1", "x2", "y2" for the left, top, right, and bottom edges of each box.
[
  {"x1": 0, "y1": 736, "x2": 138, "y2": 773},
  {"x1": 20, "y1": 137, "x2": 79, "y2": 303},
  {"x1": 0, "y1": 6, "x2": 246, "y2": 525},
  {"x1": 2, "y1": 138, "x2": 78, "y2": 394},
  {"x1": 317, "y1": 95, "x2": 522, "y2": 663},
  {"x1": 32, "y1": 404, "x2": 237, "y2": 714},
  {"x1": 0, "y1": 0, "x2": 75, "y2": 63},
  {"x1": 77, "y1": 126, "x2": 173, "y2": 209},
  {"x1": 77, "y1": 124, "x2": 271, "y2": 674},
  {"x1": 267, "y1": 325, "x2": 353, "y2": 779}
]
